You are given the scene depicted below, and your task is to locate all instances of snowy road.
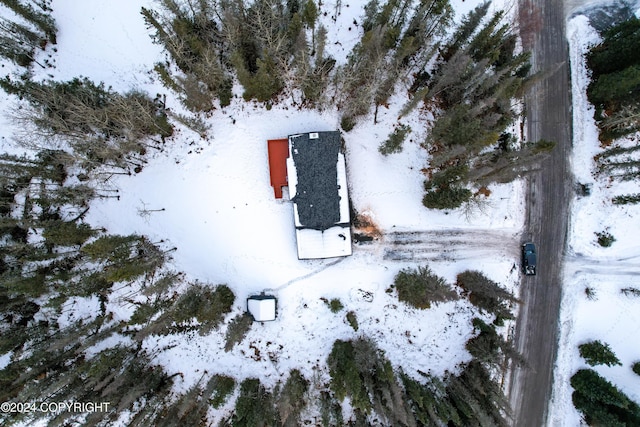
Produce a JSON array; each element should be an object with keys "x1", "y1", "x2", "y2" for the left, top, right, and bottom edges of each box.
[{"x1": 509, "y1": 0, "x2": 573, "y2": 424}]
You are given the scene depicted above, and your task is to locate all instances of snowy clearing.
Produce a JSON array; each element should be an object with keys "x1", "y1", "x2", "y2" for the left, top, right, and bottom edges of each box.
[{"x1": 5, "y1": 0, "x2": 640, "y2": 425}]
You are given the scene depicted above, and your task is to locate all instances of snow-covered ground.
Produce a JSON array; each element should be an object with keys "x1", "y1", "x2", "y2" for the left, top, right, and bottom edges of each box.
[
  {"x1": 0, "y1": 0, "x2": 516, "y2": 410},
  {"x1": 64, "y1": 0, "x2": 521, "y2": 400},
  {"x1": 548, "y1": 10, "x2": 640, "y2": 427},
  {"x1": 5, "y1": 0, "x2": 639, "y2": 424}
]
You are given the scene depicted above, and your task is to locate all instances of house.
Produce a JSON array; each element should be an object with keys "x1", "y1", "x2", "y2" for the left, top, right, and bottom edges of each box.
[
  {"x1": 268, "y1": 131, "x2": 352, "y2": 259},
  {"x1": 287, "y1": 131, "x2": 352, "y2": 259},
  {"x1": 247, "y1": 294, "x2": 277, "y2": 322}
]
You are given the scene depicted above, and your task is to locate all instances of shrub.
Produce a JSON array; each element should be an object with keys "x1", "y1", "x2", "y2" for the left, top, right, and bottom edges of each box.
[
  {"x1": 578, "y1": 340, "x2": 622, "y2": 367},
  {"x1": 393, "y1": 265, "x2": 458, "y2": 309},
  {"x1": 340, "y1": 115, "x2": 356, "y2": 132},
  {"x1": 633, "y1": 362, "x2": 640, "y2": 376},
  {"x1": 621, "y1": 287, "x2": 640, "y2": 297},
  {"x1": 346, "y1": 311, "x2": 358, "y2": 331},
  {"x1": 209, "y1": 375, "x2": 235, "y2": 409},
  {"x1": 379, "y1": 124, "x2": 411, "y2": 155},
  {"x1": 612, "y1": 193, "x2": 640, "y2": 205},
  {"x1": 595, "y1": 231, "x2": 616, "y2": 247},
  {"x1": 327, "y1": 298, "x2": 344, "y2": 313},
  {"x1": 224, "y1": 312, "x2": 253, "y2": 351}
]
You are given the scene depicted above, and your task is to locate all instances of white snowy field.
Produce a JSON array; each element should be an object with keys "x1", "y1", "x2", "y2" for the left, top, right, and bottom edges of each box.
[
  {"x1": 548, "y1": 12, "x2": 640, "y2": 427},
  {"x1": 7, "y1": 0, "x2": 640, "y2": 425},
  {"x1": 56, "y1": 0, "x2": 522, "y2": 401},
  {"x1": 0, "y1": 0, "x2": 522, "y2": 413}
]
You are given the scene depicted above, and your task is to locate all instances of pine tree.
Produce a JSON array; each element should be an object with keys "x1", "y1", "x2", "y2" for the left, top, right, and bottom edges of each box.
[
  {"x1": 42, "y1": 220, "x2": 97, "y2": 247},
  {"x1": 456, "y1": 270, "x2": 520, "y2": 319},
  {"x1": 0, "y1": 0, "x2": 57, "y2": 44},
  {"x1": 586, "y1": 17, "x2": 640, "y2": 77},
  {"x1": 578, "y1": 340, "x2": 622, "y2": 367},
  {"x1": 570, "y1": 368, "x2": 640, "y2": 426},
  {"x1": 232, "y1": 378, "x2": 278, "y2": 427},
  {"x1": 588, "y1": 64, "x2": 640, "y2": 105},
  {"x1": 224, "y1": 312, "x2": 253, "y2": 351},
  {"x1": 393, "y1": 265, "x2": 458, "y2": 309},
  {"x1": 277, "y1": 369, "x2": 309, "y2": 426}
]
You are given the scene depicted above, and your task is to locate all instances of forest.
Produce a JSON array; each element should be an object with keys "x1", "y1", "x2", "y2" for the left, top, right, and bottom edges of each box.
[
  {"x1": 0, "y1": 0, "x2": 532, "y2": 425},
  {"x1": 587, "y1": 16, "x2": 640, "y2": 206}
]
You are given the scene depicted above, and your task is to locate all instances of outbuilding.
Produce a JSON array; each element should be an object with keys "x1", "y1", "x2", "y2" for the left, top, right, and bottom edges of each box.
[{"x1": 247, "y1": 294, "x2": 277, "y2": 322}]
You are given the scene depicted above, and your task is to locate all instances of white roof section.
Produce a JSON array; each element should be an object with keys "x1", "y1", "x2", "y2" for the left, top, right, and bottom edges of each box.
[
  {"x1": 295, "y1": 225, "x2": 352, "y2": 259},
  {"x1": 247, "y1": 296, "x2": 276, "y2": 322}
]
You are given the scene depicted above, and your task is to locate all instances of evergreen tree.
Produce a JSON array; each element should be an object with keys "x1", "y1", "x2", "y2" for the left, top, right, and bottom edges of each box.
[
  {"x1": 588, "y1": 64, "x2": 640, "y2": 105},
  {"x1": 277, "y1": 369, "x2": 309, "y2": 426},
  {"x1": 0, "y1": 0, "x2": 57, "y2": 44},
  {"x1": 456, "y1": 270, "x2": 519, "y2": 319},
  {"x1": 586, "y1": 17, "x2": 640, "y2": 77},
  {"x1": 571, "y1": 368, "x2": 640, "y2": 426},
  {"x1": 393, "y1": 265, "x2": 458, "y2": 309},
  {"x1": 232, "y1": 378, "x2": 278, "y2": 427},
  {"x1": 1, "y1": 77, "x2": 172, "y2": 172},
  {"x1": 224, "y1": 312, "x2": 253, "y2": 351},
  {"x1": 41, "y1": 220, "x2": 97, "y2": 247},
  {"x1": 578, "y1": 340, "x2": 622, "y2": 367},
  {"x1": 327, "y1": 337, "x2": 415, "y2": 424}
]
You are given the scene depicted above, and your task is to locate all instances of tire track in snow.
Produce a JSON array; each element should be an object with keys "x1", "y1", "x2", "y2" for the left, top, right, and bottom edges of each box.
[
  {"x1": 378, "y1": 228, "x2": 521, "y2": 261},
  {"x1": 565, "y1": 254, "x2": 640, "y2": 276}
]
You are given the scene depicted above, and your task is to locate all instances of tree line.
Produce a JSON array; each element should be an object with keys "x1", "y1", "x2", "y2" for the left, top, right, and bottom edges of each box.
[
  {"x1": 0, "y1": 4, "x2": 242, "y2": 425},
  {"x1": 142, "y1": 0, "x2": 328, "y2": 110},
  {"x1": 414, "y1": 2, "x2": 553, "y2": 209},
  {"x1": 587, "y1": 17, "x2": 640, "y2": 205}
]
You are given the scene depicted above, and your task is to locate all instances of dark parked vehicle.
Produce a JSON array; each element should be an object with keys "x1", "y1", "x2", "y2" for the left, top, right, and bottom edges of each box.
[{"x1": 522, "y1": 242, "x2": 537, "y2": 275}]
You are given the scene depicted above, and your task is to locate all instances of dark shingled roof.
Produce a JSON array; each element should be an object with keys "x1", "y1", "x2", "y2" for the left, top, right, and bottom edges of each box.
[{"x1": 290, "y1": 131, "x2": 342, "y2": 231}]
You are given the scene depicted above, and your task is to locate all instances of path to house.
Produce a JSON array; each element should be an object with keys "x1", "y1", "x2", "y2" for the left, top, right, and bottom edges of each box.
[
  {"x1": 508, "y1": 0, "x2": 573, "y2": 424},
  {"x1": 265, "y1": 257, "x2": 346, "y2": 292}
]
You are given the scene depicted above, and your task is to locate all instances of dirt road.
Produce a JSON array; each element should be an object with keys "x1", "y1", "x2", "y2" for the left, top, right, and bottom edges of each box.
[{"x1": 508, "y1": 0, "x2": 573, "y2": 424}]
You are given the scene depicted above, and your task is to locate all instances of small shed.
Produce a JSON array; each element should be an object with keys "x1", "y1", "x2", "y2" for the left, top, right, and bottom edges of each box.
[{"x1": 247, "y1": 294, "x2": 277, "y2": 322}]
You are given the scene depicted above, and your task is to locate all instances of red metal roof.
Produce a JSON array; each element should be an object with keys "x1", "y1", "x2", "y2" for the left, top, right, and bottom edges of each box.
[{"x1": 267, "y1": 138, "x2": 289, "y2": 199}]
